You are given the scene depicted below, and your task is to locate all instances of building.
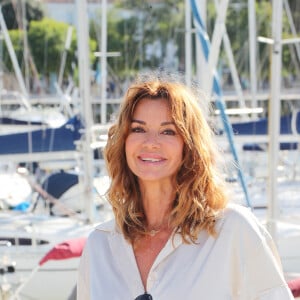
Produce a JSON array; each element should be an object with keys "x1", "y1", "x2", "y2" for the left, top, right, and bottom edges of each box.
[{"x1": 43, "y1": 0, "x2": 114, "y2": 25}]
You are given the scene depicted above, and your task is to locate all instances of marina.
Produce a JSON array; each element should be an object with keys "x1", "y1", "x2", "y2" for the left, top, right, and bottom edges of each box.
[{"x1": 0, "y1": 0, "x2": 300, "y2": 299}]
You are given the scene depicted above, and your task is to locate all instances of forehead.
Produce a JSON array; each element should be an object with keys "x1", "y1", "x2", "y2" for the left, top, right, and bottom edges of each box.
[{"x1": 132, "y1": 98, "x2": 172, "y2": 120}]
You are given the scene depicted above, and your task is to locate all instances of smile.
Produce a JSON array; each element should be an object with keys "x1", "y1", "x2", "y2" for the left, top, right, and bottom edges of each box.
[
  {"x1": 141, "y1": 158, "x2": 163, "y2": 162},
  {"x1": 138, "y1": 155, "x2": 166, "y2": 163}
]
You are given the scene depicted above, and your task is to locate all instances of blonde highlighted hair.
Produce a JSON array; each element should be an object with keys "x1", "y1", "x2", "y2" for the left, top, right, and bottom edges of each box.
[{"x1": 104, "y1": 73, "x2": 228, "y2": 243}]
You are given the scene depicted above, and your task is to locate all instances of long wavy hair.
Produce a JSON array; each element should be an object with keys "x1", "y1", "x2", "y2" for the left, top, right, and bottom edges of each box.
[{"x1": 104, "y1": 74, "x2": 228, "y2": 243}]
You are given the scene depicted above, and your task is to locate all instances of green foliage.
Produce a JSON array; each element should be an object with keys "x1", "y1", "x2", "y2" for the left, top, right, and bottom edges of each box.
[
  {"x1": 90, "y1": 1, "x2": 184, "y2": 80},
  {"x1": 3, "y1": 18, "x2": 97, "y2": 83},
  {"x1": 2, "y1": 0, "x2": 299, "y2": 91},
  {"x1": 1, "y1": 29, "x2": 24, "y2": 71},
  {"x1": 28, "y1": 18, "x2": 97, "y2": 78},
  {"x1": 28, "y1": 18, "x2": 70, "y2": 74},
  {"x1": 207, "y1": 0, "x2": 299, "y2": 85}
]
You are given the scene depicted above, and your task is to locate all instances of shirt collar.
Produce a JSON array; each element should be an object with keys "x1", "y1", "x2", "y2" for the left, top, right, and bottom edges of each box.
[{"x1": 95, "y1": 218, "x2": 116, "y2": 232}]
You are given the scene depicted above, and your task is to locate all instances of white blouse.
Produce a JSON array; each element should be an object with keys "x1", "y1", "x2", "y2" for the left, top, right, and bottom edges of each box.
[{"x1": 77, "y1": 204, "x2": 293, "y2": 299}]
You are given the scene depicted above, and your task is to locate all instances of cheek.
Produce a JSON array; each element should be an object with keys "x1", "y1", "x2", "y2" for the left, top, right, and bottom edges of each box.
[
  {"x1": 125, "y1": 138, "x2": 130, "y2": 160},
  {"x1": 125, "y1": 136, "x2": 134, "y2": 152},
  {"x1": 125, "y1": 136, "x2": 135, "y2": 165}
]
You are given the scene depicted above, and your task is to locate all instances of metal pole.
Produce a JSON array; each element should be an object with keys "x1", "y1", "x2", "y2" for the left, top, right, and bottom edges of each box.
[
  {"x1": 0, "y1": 5, "x2": 29, "y2": 103},
  {"x1": 267, "y1": 0, "x2": 283, "y2": 239},
  {"x1": 75, "y1": 0, "x2": 95, "y2": 223},
  {"x1": 248, "y1": 0, "x2": 258, "y2": 110},
  {"x1": 283, "y1": 0, "x2": 300, "y2": 62},
  {"x1": 185, "y1": 0, "x2": 192, "y2": 86},
  {"x1": 222, "y1": 32, "x2": 246, "y2": 109},
  {"x1": 205, "y1": 0, "x2": 229, "y2": 96},
  {"x1": 58, "y1": 26, "x2": 73, "y2": 89},
  {"x1": 101, "y1": 0, "x2": 107, "y2": 124},
  {"x1": 22, "y1": 0, "x2": 30, "y2": 92}
]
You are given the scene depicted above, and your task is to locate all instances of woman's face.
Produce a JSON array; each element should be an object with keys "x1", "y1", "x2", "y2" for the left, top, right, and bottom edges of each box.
[{"x1": 125, "y1": 98, "x2": 184, "y2": 184}]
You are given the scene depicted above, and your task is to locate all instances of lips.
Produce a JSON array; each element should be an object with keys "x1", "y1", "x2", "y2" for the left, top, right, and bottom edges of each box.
[
  {"x1": 141, "y1": 157, "x2": 163, "y2": 162},
  {"x1": 138, "y1": 154, "x2": 166, "y2": 163}
]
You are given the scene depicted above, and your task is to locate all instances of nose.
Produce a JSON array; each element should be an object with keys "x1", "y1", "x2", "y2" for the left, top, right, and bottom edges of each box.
[{"x1": 142, "y1": 131, "x2": 160, "y2": 148}]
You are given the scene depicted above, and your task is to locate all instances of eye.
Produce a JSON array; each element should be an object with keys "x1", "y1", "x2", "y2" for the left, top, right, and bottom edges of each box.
[
  {"x1": 131, "y1": 126, "x2": 145, "y2": 133},
  {"x1": 161, "y1": 129, "x2": 176, "y2": 136}
]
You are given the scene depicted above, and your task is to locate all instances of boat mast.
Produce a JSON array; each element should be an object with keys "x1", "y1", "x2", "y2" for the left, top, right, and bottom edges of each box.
[
  {"x1": 75, "y1": 0, "x2": 95, "y2": 223},
  {"x1": 283, "y1": 0, "x2": 300, "y2": 77},
  {"x1": 0, "y1": 5, "x2": 30, "y2": 106},
  {"x1": 267, "y1": 0, "x2": 283, "y2": 238},
  {"x1": 58, "y1": 26, "x2": 73, "y2": 89},
  {"x1": 100, "y1": 0, "x2": 107, "y2": 124},
  {"x1": 248, "y1": 0, "x2": 258, "y2": 110},
  {"x1": 206, "y1": 0, "x2": 229, "y2": 96},
  {"x1": 185, "y1": 0, "x2": 192, "y2": 86}
]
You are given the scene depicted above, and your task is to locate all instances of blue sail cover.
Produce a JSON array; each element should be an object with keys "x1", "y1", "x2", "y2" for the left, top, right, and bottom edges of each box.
[
  {"x1": 0, "y1": 117, "x2": 44, "y2": 125},
  {"x1": 231, "y1": 112, "x2": 300, "y2": 135},
  {"x1": 231, "y1": 112, "x2": 300, "y2": 151},
  {"x1": 0, "y1": 115, "x2": 83, "y2": 154},
  {"x1": 41, "y1": 170, "x2": 79, "y2": 199}
]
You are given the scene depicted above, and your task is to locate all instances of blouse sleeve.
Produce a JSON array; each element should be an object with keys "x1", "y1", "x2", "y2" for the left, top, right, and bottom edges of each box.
[
  {"x1": 242, "y1": 217, "x2": 294, "y2": 300},
  {"x1": 77, "y1": 243, "x2": 91, "y2": 300}
]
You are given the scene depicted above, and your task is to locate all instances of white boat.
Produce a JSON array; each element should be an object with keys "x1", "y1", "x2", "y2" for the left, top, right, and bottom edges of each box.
[
  {"x1": 0, "y1": 154, "x2": 112, "y2": 299},
  {"x1": 0, "y1": 206, "x2": 112, "y2": 300}
]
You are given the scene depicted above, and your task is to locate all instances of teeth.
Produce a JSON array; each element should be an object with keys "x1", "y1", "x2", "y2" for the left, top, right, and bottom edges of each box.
[{"x1": 142, "y1": 158, "x2": 161, "y2": 162}]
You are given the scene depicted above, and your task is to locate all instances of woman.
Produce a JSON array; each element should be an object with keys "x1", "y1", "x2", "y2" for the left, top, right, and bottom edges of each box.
[{"x1": 77, "y1": 74, "x2": 293, "y2": 299}]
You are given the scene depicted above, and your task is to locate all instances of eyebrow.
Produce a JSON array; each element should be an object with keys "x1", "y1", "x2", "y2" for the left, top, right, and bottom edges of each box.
[{"x1": 131, "y1": 119, "x2": 175, "y2": 126}]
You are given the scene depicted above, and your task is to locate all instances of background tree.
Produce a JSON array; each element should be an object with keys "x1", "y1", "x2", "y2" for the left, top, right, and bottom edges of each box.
[
  {"x1": 28, "y1": 18, "x2": 97, "y2": 88},
  {"x1": 90, "y1": 0, "x2": 184, "y2": 91},
  {"x1": 1, "y1": 28, "x2": 23, "y2": 70},
  {"x1": 1, "y1": 0, "x2": 299, "y2": 95},
  {"x1": 206, "y1": 0, "x2": 299, "y2": 90},
  {"x1": 3, "y1": 18, "x2": 97, "y2": 93}
]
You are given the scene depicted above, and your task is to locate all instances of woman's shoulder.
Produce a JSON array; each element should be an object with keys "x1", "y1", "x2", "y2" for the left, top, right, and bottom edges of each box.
[
  {"x1": 219, "y1": 203, "x2": 259, "y2": 224},
  {"x1": 86, "y1": 218, "x2": 117, "y2": 242},
  {"x1": 216, "y1": 203, "x2": 269, "y2": 240},
  {"x1": 80, "y1": 218, "x2": 121, "y2": 268},
  {"x1": 95, "y1": 218, "x2": 116, "y2": 232}
]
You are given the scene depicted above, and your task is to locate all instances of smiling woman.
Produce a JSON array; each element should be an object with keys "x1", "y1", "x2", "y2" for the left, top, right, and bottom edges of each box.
[{"x1": 77, "y1": 72, "x2": 294, "y2": 300}]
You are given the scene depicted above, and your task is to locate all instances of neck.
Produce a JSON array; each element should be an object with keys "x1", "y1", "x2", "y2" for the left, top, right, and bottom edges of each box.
[
  {"x1": 142, "y1": 194, "x2": 175, "y2": 227},
  {"x1": 147, "y1": 217, "x2": 170, "y2": 236},
  {"x1": 138, "y1": 182, "x2": 175, "y2": 236}
]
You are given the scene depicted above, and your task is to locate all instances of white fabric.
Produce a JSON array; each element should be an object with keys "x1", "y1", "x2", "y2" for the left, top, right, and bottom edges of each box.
[{"x1": 77, "y1": 204, "x2": 294, "y2": 299}]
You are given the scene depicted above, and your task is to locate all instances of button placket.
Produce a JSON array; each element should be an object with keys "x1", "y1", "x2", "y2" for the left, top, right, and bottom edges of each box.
[
  {"x1": 146, "y1": 233, "x2": 183, "y2": 292},
  {"x1": 147, "y1": 270, "x2": 158, "y2": 290}
]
